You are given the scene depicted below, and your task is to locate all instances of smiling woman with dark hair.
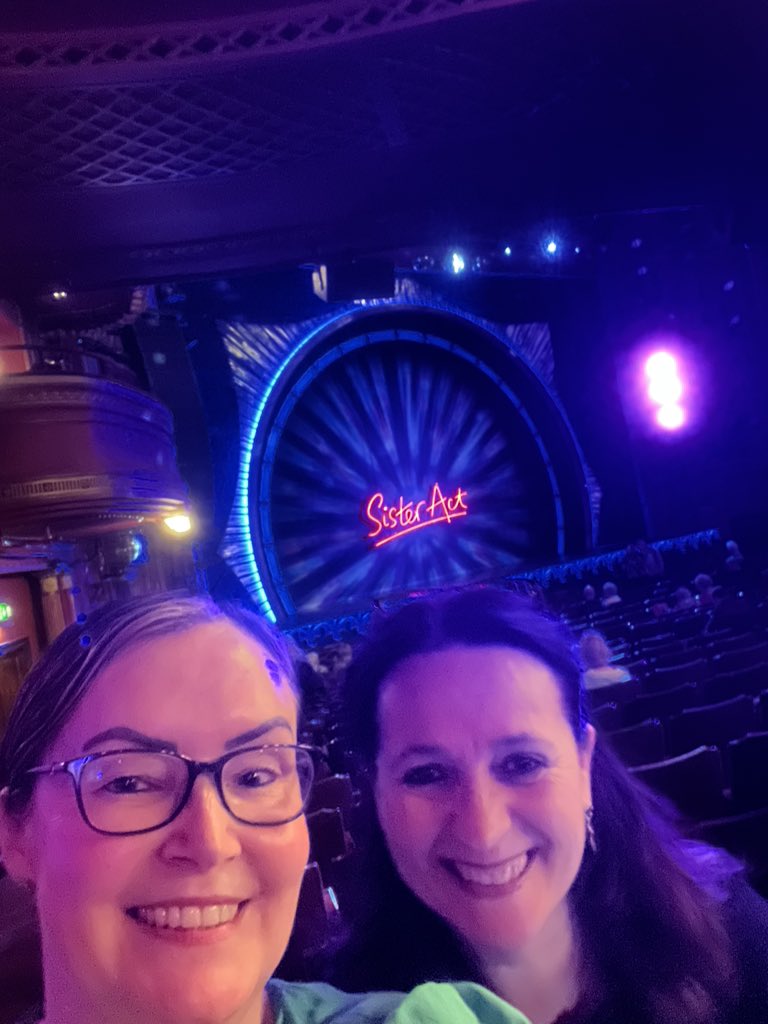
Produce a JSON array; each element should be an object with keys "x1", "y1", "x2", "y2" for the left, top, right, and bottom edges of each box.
[
  {"x1": 332, "y1": 588, "x2": 768, "y2": 1024},
  {"x1": 0, "y1": 592, "x2": 530, "y2": 1024}
]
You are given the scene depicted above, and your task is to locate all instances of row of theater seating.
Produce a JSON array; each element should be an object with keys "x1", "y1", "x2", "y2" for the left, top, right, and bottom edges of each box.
[{"x1": 572, "y1": 593, "x2": 768, "y2": 896}]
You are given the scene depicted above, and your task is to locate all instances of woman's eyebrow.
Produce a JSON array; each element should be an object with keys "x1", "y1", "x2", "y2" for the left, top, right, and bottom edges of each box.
[
  {"x1": 82, "y1": 727, "x2": 175, "y2": 752},
  {"x1": 224, "y1": 717, "x2": 294, "y2": 749},
  {"x1": 81, "y1": 717, "x2": 294, "y2": 755}
]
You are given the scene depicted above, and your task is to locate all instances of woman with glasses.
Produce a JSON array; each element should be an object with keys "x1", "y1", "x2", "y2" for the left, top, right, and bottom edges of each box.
[
  {"x1": 0, "y1": 593, "x2": 529, "y2": 1024},
  {"x1": 332, "y1": 588, "x2": 768, "y2": 1024}
]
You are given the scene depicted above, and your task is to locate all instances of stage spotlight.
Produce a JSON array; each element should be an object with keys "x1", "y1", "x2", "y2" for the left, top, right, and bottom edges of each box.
[
  {"x1": 644, "y1": 350, "x2": 677, "y2": 379},
  {"x1": 656, "y1": 404, "x2": 686, "y2": 430},
  {"x1": 503, "y1": 245, "x2": 512, "y2": 256},
  {"x1": 545, "y1": 239, "x2": 558, "y2": 255},
  {"x1": 450, "y1": 251, "x2": 466, "y2": 274},
  {"x1": 164, "y1": 513, "x2": 192, "y2": 534},
  {"x1": 648, "y1": 374, "x2": 683, "y2": 405}
]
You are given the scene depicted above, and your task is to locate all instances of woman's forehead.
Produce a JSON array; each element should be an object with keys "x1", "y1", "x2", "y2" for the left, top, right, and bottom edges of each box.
[{"x1": 51, "y1": 620, "x2": 297, "y2": 754}]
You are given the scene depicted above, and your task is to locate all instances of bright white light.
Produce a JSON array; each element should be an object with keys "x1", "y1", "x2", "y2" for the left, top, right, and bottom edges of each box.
[
  {"x1": 644, "y1": 350, "x2": 677, "y2": 379},
  {"x1": 648, "y1": 374, "x2": 683, "y2": 405},
  {"x1": 545, "y1": 239, "x2": 558, "y2": 255},
  {"x1": 52, "y1": 290, "x2": 68, "y2": 300},
  {"x1": 164, "y1": 514, "x2": 192, "y2": 534},
  {"x1": 503, "y1": 246, "x2": 512, "y2": 256},
  {"x1": 451, "y1": 252, "x2": 465, "y2": 274},
  {"x1": 656, "y1": 404, "x2": 686, "y2": 430}
]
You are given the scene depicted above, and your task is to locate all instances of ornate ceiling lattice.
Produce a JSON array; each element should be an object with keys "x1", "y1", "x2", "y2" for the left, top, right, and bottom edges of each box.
[
  {"x1": 0, "y1": 76, "x2": 384, "y2": 187},
  {"x1": 0, "y1": 0, "x2": 525, "y2": 74}
]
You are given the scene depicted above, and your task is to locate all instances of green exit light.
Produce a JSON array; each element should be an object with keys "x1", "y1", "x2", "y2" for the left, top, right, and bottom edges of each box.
[{"x1": 0, "y1": 603, "x2": 12, "y2": 622}]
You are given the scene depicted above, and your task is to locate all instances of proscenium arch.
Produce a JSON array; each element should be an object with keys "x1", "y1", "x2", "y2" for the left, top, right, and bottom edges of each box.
[{"x1": 246, "y1": 305, "x2": 593, "y2": 622}]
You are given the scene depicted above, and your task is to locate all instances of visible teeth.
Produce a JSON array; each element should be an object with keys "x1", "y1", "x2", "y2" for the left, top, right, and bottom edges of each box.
[
  {"x1": 453, "y1": 852, "x2": 530, "y2": 886},
  {"x1": 135, "y1": 903, "x2": 240, "y2": 929}
]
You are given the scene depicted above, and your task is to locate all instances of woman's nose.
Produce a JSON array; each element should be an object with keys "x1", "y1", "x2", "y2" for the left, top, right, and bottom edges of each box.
[
  {"x1": 451, "y1": 777, "x2": 514, "y2": 850},
  {"x1": 159, "y1": 776, "x2": 243, "y2": 868}
]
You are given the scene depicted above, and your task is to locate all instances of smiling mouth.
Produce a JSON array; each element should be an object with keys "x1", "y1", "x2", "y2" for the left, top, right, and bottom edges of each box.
[
  {"x1": 126, "y1": 901, "x2": 249, "y2": 931},
  {"x1": 442, "y1": 850, "x2": 536, "y2": 891}
]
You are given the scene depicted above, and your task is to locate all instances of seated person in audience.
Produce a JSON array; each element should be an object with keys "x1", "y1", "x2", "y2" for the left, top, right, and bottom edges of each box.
[
  {"x1": 578, "y1": 631, "x2": 632, "y2": 691},
  {"x1": 671, "y1": 585, "x2": 696, "y2": 611},
  {"x1": 600, "y1": 581, "x2": 622, "y2": 608},
  {"x1": 724, "y1": 539, "x2": 744, "y2": 573},
  {"x1": 693, "y1": 573, "x2": 719, "y2": 607},
  {"x1": 333, "y1": 588, "x2": 768, "y2": 1024},
  {"x1": 581, "y1": 584, "x2": 596, "y2": 604},
  {"x1": 0, "y1": 593, "x2": 530, "y2": 1024}
]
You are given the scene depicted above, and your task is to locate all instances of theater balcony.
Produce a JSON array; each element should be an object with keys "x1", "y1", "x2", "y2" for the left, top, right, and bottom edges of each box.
[{"x1": 0, "y1": 296, "x2": 188, "y2": 538}]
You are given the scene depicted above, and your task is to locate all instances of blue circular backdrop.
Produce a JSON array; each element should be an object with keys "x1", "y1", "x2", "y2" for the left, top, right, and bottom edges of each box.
[{"x1": 250, "y1": 318, "x2": 587, "y2": 619}]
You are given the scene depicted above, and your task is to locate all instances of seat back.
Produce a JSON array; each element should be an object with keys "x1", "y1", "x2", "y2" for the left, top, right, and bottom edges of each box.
[
  {"x1": 712, "y1": 643, "x2": 768, "y2": 675},
  {"x1": 306, "y1": 773, "x2": 355, "y2": 828},
  {"x1": 630, "y1": 745, "x2": 727, "y2": 819},
  {"x1": 605, "y1": 718, "x2": 666, "y2": 767},
  {"x1": 666, "y1": 694, "x2": 756, "y2": 756},
  {"x1": 644, "y1": 658, "x2": 710, "y2": 693},
  {"x1": 591, "y1": 702, "x2": 624, "y2": 732},
  {"x1": 728, "y1": 731, "x2": 768, "y2": 811},
  {"x1": 306, "y1": 808, "x2": 352, "y2": 871},
  {"x1": 622, "y1": 682, "x2": 700, "y2": 727}
]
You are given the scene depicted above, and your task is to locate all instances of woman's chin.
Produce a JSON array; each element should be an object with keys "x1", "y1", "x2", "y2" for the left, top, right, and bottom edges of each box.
[{"x1": 133, "y1": 976, "x2": 262, "y2": 1024}]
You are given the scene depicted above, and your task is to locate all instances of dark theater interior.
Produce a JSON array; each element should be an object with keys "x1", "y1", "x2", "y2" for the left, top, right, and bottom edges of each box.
[{"x1": 2, "y1": 2, "x2": 768, "y2": 1022}]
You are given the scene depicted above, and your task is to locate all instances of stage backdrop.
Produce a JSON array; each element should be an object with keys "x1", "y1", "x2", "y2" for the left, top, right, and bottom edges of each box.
[{"x1": 219, "y1": 282, "x2": 597, "y2": 622}]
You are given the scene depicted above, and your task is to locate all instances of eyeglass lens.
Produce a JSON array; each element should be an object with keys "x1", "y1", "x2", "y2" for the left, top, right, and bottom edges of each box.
[{"x1": 79, "y1": 747, "x2": 313, "y2": 833}]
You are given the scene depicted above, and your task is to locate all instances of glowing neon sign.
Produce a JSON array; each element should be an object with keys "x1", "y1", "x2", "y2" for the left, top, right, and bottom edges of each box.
[{"x1": 363, "y1": 483, "x2": 469, "y2": 548}]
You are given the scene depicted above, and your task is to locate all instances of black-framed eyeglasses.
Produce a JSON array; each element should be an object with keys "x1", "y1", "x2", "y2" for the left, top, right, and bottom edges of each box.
[{"x1": 21, "y1": 744, "x2": 318, "y2": 836}]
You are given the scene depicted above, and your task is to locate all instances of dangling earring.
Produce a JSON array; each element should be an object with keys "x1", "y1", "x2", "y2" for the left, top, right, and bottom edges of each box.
[{"x1": 585, "y1": 806, "x2": 597, "y2": 853}]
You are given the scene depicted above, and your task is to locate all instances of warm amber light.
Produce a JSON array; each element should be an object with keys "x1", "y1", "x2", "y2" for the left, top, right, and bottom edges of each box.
[{"x1": 163, "y1": 514, "x2": 192, "y2": 534}]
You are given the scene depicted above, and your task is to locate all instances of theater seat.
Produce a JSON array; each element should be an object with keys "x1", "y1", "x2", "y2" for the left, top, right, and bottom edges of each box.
[
  {"x1": 643, "y1": 658, "x2": 710, "y2": 694},
  {"x1": 695, "y1": 807, "x2": 768, "y2": 898},
  {"x1": 306, "y1": 773, "x2": 356, "y2": 829},
  {"x1": 712, "y1": 643, "x2": 768, "y2": 675},
  {"x1": 666, "y1": 694, "x2": 757, "y2": 757},
  {"x1": 727, "y1": 731, "x2": 768, "y2": 811},
  {"x1": 591, "y1": 702, "x2": 624, "y2": 732},
  {"x1": 605, "y1": 718, "x2": 666, "y2": 767},
  {"x1": 277, "y1": 862, "x2": 341, "y2": 979},
  {"x1": 622, "y1": 682, "x2": 701, "y2": 727},
  {"x1": 306, "y1": 807, "x2": 353, "y2": 872},
  {"x1": 630, "y1": 745, "x2": 728, "y2": 820},
  {"x1": 0, "y1": 874, "x2": 42, "y2": 1024}
]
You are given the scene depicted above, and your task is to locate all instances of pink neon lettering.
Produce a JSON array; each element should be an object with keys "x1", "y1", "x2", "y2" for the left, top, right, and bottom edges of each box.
[{"x1": 361, "y1": 482, "x2": 469, "y2": 548}]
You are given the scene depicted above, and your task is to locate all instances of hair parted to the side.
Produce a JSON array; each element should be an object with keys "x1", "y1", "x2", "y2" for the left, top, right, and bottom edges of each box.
[
  {"x1": 336, "y1": 587, "x2": 742, "y2": 1024},
  {"x1": 0, "y1": 591, "x2": 298, "y2": 816}
]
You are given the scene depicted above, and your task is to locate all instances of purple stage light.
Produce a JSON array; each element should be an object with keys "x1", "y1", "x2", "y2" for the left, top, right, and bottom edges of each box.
[
  {"x1": 644, "y1": 350, "x2": 677, "y2": 379},
  {"x1": 656, "y1": 403, "x2": 686, "y2": 430},
  {"x1": 647, "y1": 372, "x2": 683, "y2": 405}
]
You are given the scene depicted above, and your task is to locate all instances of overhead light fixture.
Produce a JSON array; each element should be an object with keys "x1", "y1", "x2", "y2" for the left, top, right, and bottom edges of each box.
[{"x1": 163, "y1": 514, "x2": 192, "y2": 534}]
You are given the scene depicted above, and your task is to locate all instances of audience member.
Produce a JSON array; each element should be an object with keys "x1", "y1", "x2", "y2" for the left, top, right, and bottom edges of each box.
[
  {"x1": 0, "y1": 594, "x2": 529, "y2": 1024},
  {"x1": 671, "y1": 586, "x2": 696, "y2": 611},
  {"x1": 724, "y1": 540, "x2": 745, "y2": 574},
  {"x1": 600, "y1": 581, "x2": 622, "y2": 608},
  {"x1": 693, "y1": 573, "x2": 718, "y2": 607},
  {"x1": 335, "y1": 588, "x2": 768, "y2": 1024},
  {"x1": 578, "y1": 631, "x2": 633, "y2": 691}
]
